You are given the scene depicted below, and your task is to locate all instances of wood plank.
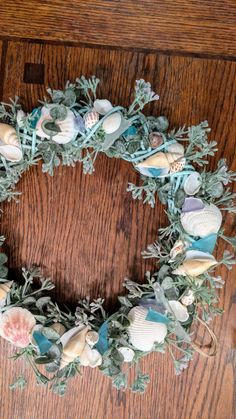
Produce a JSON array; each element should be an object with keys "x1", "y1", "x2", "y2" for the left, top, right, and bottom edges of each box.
[
  {"x1": 0, "y1": 1, "x2": 236, "y2": 58},
  {"x1": 0, "y1": 41, "x2": 235, "y2": 419}
]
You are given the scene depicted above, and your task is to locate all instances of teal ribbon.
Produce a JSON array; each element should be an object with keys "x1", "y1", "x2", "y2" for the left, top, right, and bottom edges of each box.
[{"x1": 33, "y1": 331, "x2": 52, "y2": 355}]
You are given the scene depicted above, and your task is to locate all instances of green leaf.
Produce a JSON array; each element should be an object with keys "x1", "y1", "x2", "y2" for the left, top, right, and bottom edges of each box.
[
  {"x1": 118, "y1": 296, "x2": 133, "y2": 308},
  {"x1": 131, "y1": 372, "x2": 150, "y2": 393},
  {"x1": 112, "y1": 372, "x2": 127, "y2": 390},
  {"x1": 9, "y1": 375, "x2": 27, "y2": 390}
]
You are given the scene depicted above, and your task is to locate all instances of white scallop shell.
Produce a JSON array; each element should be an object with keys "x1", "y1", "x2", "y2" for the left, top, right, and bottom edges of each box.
[
  {"x1": 102, "y1": 112, "x2": 122, "y2": 134},
  {"x1": 181, "y1": 290, "x2": 195, "y2": 306},
  {"x1": 118, "y1": 346, "x2": 135, "y2": 362},
  {"x1": 93, "y1": 99, "x2": 113, "y2": 115},
  {"x1": 0, "y1": 307, "x2": 36, "y2": 348},
  {"x1": 0, "y1": 123, "x2": 23, "y2": 162},
  {"x1": 180, "y1": 203, "x2": 222, "y2": 238},
  {"x1": 184, "y1": 172, "x2": 202, "y2": 195},
  {"x1": 36, "y1": 106, "x2": 78, "y2": 144},
  {"x1": 84, "y1": 110, "x2": 99, "y2": 130},
  {"x1": 127, "y1": 306, "x2": 167, "y2": 351},
  {"x1": 0, "y1": 281, "x2": 12, "y2": 308},
  {"x1": 169, "y1": 300, "x2": 189, "y2": 322},
  {"x1": 79, "y1": 343, "x2": 102, "y2": 368}
]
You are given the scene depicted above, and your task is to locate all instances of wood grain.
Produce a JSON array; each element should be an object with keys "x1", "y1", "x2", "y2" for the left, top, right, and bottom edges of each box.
[
  {"x1": 0, "y1": 1, "x2": 236, "y2": 58},
  {"x1": 0, "y1": 41, "x2": 235, "y2": 419}
]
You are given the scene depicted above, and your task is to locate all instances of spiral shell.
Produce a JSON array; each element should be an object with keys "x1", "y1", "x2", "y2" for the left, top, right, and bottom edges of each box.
[
  {"x1": 0, "y1": 123, "x2": 23, "y2": 162},
  {"x1": 60, "y1": 325, "x2": 89, "y2": 369},
  {"x1": 0, "y1": 281, "x2": 12, "y2": 308},
  {"x1": 0, "y1": 307, "x2": 36, "y2": 348},
  {"x1": 181, "y1": 203, "x2": 222, "y2": 238},
  {"x1": 86, "y1": 330, "x2": 99, "y2": 346},
  {"x1": 169, "y1": 240, "x2": 186, "y2": 261},
  {"x1": 127, "y1": 306, "x2": 167, "y2": 351},
  {"x1": 36, "y1": 106, "x2": 78, "y2": 144},
  {"x1": 173, "y1": 250, "x2": 217, "y2": 277},
  {"x1": 181, "y1": 290, "x2": 195, "y2": 306}
]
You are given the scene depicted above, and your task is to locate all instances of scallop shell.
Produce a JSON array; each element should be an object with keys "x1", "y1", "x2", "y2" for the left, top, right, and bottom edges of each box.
[
  {"x1": 60, "y1": 325, "x2": 89, "y2": 369},
  {"x1": 0, "y1": 123, "x2": 23, "y2": 162},
  {"x1": 181, "y1": 203, "x2": 222, "y2": 238},
  {"x1": 79, "y1": 343, "x2": 102, "y2": 368},
  {"x1": 118, "y1": 346, "x2": 135, "y2": 362},
  {"x1": 181, "y1": 290, "x2": 195, "y2": 306},
  {"x1": 169, "y1": 300, "x2": 189, "y2": 322},
  {"x1": 127, "y1": 306, "x2": 167, "y2": 351},
  {"x1": 84, "y1": 110, "x2": 99, "y2": 130},
  {"x1": 0, "y1": 281, "x2": 12, "y2": 308},
  {"x1": 0, "y1": 307, "x2": 36, "y2": 348},
  {"x1": 93, "y1": 99, "x2": 113, "y2": 115},
  {"x1": 102, "y1": 112, "x2": 122, "y2": 134},
  {"x1": 184, "y1": 172, "x2": 202, "y2": 195},
  {"x1": 85, "y1": 330, "x2": 99, "y2": 347},
  {"x1": 173, "y1": 250, "x2": 217, "y2": 277},
  {"x1": 36, "y1": 106, "x2": 78, "y2": 144}
]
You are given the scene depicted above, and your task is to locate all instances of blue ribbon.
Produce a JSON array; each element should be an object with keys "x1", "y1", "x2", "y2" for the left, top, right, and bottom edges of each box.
[
  {"x1": 145, "y1": 308, "x2": 170, "y2": 324},
  {"x1": 33, "y1": 331, "x2": 52, "y2": 355},
  {"x1": 95, "y1": 321, "x2": 109, "y2": 355},
  {"x1": 189, "y1": 233, "x2": 217, "y2": 254}
]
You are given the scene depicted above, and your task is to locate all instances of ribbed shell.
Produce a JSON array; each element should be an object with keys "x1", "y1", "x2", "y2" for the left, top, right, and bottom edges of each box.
[
  {"x1": 84, "y1": 110, "x2": 99, "y2": 130},
  {"x1": 0, "y1": 123, "x2": 23, "y2": 162},
  {"x1": 36, "y1": 106, "x2": 78, "y2": 143},
  {"x1": 127, "y1": 306, "x2": 167, "y2": 352},
  {"x1": 181, "y1": 203, "x2": 222, "y2": 238},
  {"x1": 0, "y1": 307, "x2": 36, "y2": 348}
]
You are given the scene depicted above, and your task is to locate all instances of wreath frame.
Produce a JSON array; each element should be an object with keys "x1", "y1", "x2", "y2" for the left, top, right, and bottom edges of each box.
[{"x1": 0, "y1": 77, "x2": 235, "y2": 395}]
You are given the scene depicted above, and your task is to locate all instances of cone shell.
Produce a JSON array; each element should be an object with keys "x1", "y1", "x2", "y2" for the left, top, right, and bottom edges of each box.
[
  {"x1": 173, "y1": 250, "x2": 217, "y2": 277},
  {"x1": 136, "y1": 151, "x2": 183, "y2": 171},
  {"x1": 93, "y1": 99, "x2": 113, "y2": 115},
  {"x1": 127, "y1": 306, "x2": 167, "y2": 351},
  {"x1": 0, "y1": 123, "x2": 23, "y2": 162},
  {"x1": 0, "y1": 307, "x2": 36, "y2": 348},
  {"x1": 0, "y1": 281, "x2": 12, "y2": 308},
  {"x1": 60, "y1": 325, "x2": 89, "y2": 369},
  {"x1": 36, "y1": 106, "x2": 78, "y2": 144},
  {"x1": 181, "y1": 203, "x2": 222, "y2": 238},
  {"x1": 169, "y1": 300, "x2": 189, "y2": 322},
  {"x1": 184, "y1": 172, "x2": 202, "y2": 195},
  {"x1": 84, "y1": 110, "x2": 99, "y2": 130},
  {"x1": 102, "y1": 112, "x2": 122, "y2": 134},
  {"x1": 79, "y1": 343, "x2": 102, "y2": 368}
]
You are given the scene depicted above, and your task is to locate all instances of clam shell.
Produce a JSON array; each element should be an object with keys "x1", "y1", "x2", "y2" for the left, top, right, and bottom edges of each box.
[
  {"x1": 118, "y1": 346, "x2": 135, "y2": 362},
  {"x1": 0, "y1": 307, "x2": 36, "y2": 348},
  {"x1": 79, "y1": 343, "x2": 102, "y2": 368},
  {"x1": 184, "y1": 172, "x2": 202, "y2": 195},
  {"x1": 127, "y1": 306, "x2": 167, "y2": 351},
  {"x1": 60, "y1": 325, "x2": 89, "y2": 369},
  {"x1": 84, "y1": 110, "x2": 99, "y2": 130},
  {"x1": 93, "y1": 99, "x2": 113, "y2": 115},
  {"x1": 0, "y1": 123, "x2": 23, "y2": 162},
  {"x1": 86, "y1": 330, "x2": 99, "y2": 346},
  {"x1": 181, "y1": 290, "x2": 195, "y2": 306},
  {"x1": 181, "y1": 203, "x2": 222, "y2": 238},
  {"x1": 167, "y1": 142, "x2": 184, "y2": 156},
  {"x1": 36, "y1": 106, "x2": 78, "y2": 144},
  {"x1": 169, "y1": 300, "x2": 189, "y2": 322},
  {"x1": 0, "y1": 281, "x2": 12, "y2": 308},
  {"x1": 102, "y1": 112, "x2": 122, "y2": 134},
  {"x1": 173, "y1": 250, "x2": 217, "y2": 276}
]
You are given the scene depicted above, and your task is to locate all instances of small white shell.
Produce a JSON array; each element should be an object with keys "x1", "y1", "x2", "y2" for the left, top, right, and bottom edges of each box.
[
  {"x1": 84, "y1": 110, "x2": 99, "y2": 130},
  {"x1": 79, "y1": 343, "x2": 102, "y2": 368},
  {"x1": 169, "y1": 240, "x2": 186, "y2": 261},
  {"x1": 118, "y1": 346, "x2": 135, "y2": 362},
  {"x1": 16, "y1": 110, "x2": 26, "y2": 128},
  {"x1": 127, "y1": 306, "x2": 167, "y2": 352},
  {"x1": 51, "y1": 322, "x2": 66, "y2": 336},
  {"x1": 0, "y1": 123, "x2": 23, "y2": 162},
  {"x1": 0, "y1": 307, "x2": 36, "y2": 348},
  {"x1": 167, "y1": 142, "x2": 184, "y2": 156},
  {"x1": 85, "y1": 330, "x2": 99, "y2": 346},
  {"x1": 36, "y1": 106, "x2": 78, "y2": 144},
  {"x1": 102, "y1": 112, "x2": 122, "y2": 134},
  {"x1": 181, "y1": 203, "x2": 222, "y2": 238},
  {"x1": 181, "y1": 290, "x2": 195, "y2": 306},
  {"x1": 169, "y1": 300, "x2": 189, "y2": 322},
  {"x1": 93, "y1": 99, "x2": 113, "y2": 115},
  {"x1": 0, "y1": 281, "x2": 12, "y2": 308},
  {"x1": 184, "y1": 172, "x2": 202, "y2": 195}
]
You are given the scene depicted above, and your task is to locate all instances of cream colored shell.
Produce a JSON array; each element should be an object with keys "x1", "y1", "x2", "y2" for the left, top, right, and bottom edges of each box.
[
  {"x1": 60, "y1": 325, "x2": 89, "y2": 369},
  {"x1": 181, "y1": 203, "x2": 222, "y2": 238},
  {"x1": 173, "y1": 250, "x2": 217, "y2": 277},
  {"x1": 127, "y1": 306, "x2": 167, "y2": 352},
  {"x1": 102, "y1": 112, "x2": 122, "y2": 134},
  {"x1": 136, "y1": 151, "x2": 183, "y2": 170},
  {"x1": 0, "y1": 123, "x2": 23, "y2": 162},
  {"x1": 169, "y1": 300, "x2": 189, "y2": 322},
  {"x1": 78, "y1": 343, "x2": 102, "y2": 368},
  {"x1": 0, "y1": 281, "x2": 12, "y2": 308},
  {"x1": 93, "y1": 99, "x2": 113, "y2": 115}
]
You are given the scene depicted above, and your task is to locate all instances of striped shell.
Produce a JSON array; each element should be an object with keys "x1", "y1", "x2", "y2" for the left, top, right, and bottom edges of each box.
[
  {"x1": 0, "y1": 307, "x2": 36, "y2": 348},
  {"x1": 0, "y1": 281, "x2": 12, "y2": 308},
  {"x1": 36, "y1": 106, "x2": 78, "y2": 144},
  {"x1": 127, "y1": 306, "x2": 167, "y2": 351},
  {"x1": 84, "y1": 110, "x2": 99, "y2": 130},
  {"x1": 181, "y1": 203, "x2": 222, "y2": 238},
  {"x1": 0, "y1": 123, "x2": 23, "y2": 162},
  {"x1": 173, "y1": 250, "x2": 217, "y2": 277},
  {"x1": 60, "y1": 325, "x2": 89, "y2": 369}
]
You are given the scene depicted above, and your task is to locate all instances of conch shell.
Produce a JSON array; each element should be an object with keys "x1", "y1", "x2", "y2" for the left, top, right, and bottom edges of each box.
[
  {"x1": 136, "y1": 151, "x2": 184, "y2": 177},
  {"x1": 0, "y1": 281, "x2": 12, "y2": 308},
  {"x1": 0, "y1": 307, "x2": 36, "y2": 348},
  {"x1": 60, "y1": 325, "x2": 89, "y2": 369},
  {"x1": 173, "y1": 250, "x2": 217, "y2": 277},
  {"x1": 0, "y1": 123, "x2": 23, "y2": 162}
]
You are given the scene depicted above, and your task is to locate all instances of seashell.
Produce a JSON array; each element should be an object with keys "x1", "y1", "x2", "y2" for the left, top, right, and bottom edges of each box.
[
  {"x1": 167, "y1": 142, "x2": 184, "y2": 156},
  {"x1": 181, "y1": 290, "x2": 195, "y2": 306},
  {"x1": 86, "y1": 330, "x2": 99, "y2": 347},
  {"x1": 0, "y1": 281, "x2": 12, "y2": 308},
  {"x1": 136, "y1": 151, "x2": 184, "y2": 178},
  {"x1": 170, "y1": 157, "x2": 186, "y2": 173},
  {"x1": 0, "y1": 123, "x2": 23, "y2": 162},
  {"x1": 102, "y1": 112, "x2": 122, "y2": 134},
  {"x1": 83, "y1": 110, "x2": 99, "y2": 130},
  {"x1": 60, "y1": 325, "x2": 89, "y2": 369},
  {"x1": 149, "y1": 132, "x2": 163, "y2": 149},
  {"x1": 118, "y1": 346, "x2": 135, "y2": 362},
  {"x1": 102, "y1": 117, "x2": 131, "y2": 150},
  {"x1": 36, "y1": 105, "x2": 78, "y2": 144},
  {"x1": 182, "y1": 197, "x2": 205, "y2": 213},
  {"x1": 169, "y1": 240, "x2": 186, "y2": 261},
  {"x1": 169, "y1": 300, "x2": 189, "y2": 322},
  {"x1": 79, "y1": 343, "x2": 102, "y2": 368},
  {"x1": 210, "y1": 182, "x2": 224, "y2": 198},
  {"x1": 155, "y1": 116, "x2": 169, "y2": 131},
  {"x1": 127, "y1": 306, "x2": 167, "y2": 351},
  {"x1": 173, "y1": 250, "x2": 217, "y2": 277},
  {"x1": 93, "y1": 99, "x2": 113, "y2": 115},
  {"x1": 0, "y1": 307, "x2": 36, "y2": 348},
  {"x1": 184, "y1": 172, "x2": 202, "y2": 195},
  {"x1": 181, "y1": 203, "x2": 222, "y2": 238},
  {"x1": 51, "y1": 322, "x2": 66, "y2": 337},
  {"x1": 16, "y1": 110, "x2": 26, "y2": 128}
]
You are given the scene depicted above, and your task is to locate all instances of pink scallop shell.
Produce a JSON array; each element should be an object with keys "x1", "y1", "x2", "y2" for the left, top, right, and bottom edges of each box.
[{"x1": 0, "y1": 307, "x2": 36, "y2": 348}]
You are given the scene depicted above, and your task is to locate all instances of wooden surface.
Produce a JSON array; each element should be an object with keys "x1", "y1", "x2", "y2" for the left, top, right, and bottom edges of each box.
[
  {"x1": 0, "y1": 4, "x2": 236, "y2": 419},
  {"x1": 0, "y1": 1, "x2": 236, "y2": 58}
]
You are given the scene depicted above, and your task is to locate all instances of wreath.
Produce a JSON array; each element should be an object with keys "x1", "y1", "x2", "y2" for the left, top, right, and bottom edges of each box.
[{"x1": 0, "y1": 77, "x2": 235, "y2": 395}]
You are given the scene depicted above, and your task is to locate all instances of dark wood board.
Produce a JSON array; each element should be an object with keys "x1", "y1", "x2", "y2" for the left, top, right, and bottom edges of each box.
[
  {"x1": 0, "y1": 1, "x2": 236, "y2": 58},
  {"x1": 0, "y1": 40, "x2": 235, "y2": 419}
]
